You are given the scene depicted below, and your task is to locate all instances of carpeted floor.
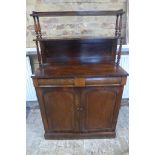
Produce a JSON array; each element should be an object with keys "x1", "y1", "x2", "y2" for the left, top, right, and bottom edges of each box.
[{"x1": 26, "y1": 105, "x2": 128, "y2": 155}]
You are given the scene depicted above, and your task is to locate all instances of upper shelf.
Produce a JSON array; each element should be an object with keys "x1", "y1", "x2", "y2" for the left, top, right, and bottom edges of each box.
[
  {"x1": 33, "y1": 36, "x2": 123, "y2": 42},
  {"x1": 30, "y1": 9, "x2": 125, "y2": 66},
  {"x1": 30, "y1": 9, "x2": 125, "y2": 17}
]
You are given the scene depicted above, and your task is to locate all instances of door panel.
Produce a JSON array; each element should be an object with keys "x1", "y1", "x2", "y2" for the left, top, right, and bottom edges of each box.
[
  {"x1": 43, "y1": 88, "x2": 79, "y2": 132},
  {"x1": 81, "y1": 87, "x2": 117, "y2": 132}
]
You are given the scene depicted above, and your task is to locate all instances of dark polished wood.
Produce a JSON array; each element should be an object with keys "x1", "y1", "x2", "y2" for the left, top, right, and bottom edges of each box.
[
  {"x1": 30, "y1": 10, "x2": 125, "y2": 17},
  {"x1": 31, "y1": 10, "x2": 128, "y2": 139},
  {"x1": 37, "y1": 37, "x2": 118, "y2": 65},
  {"x1": 33, "y1": 64, "x2": 128, "y2": 79},
  {"x1": 32, "y1": 64, "x2": 128, "y2": 139},
  {"x1": 26, "y1": 49, "x2": 129, "y2": 74},
  {"x1": 43, "y1": 88, "x2": 78, "y2": 132},
  {"x1": 31, "y1": 10, "x2": 125, "y2": 66},
  {"x1": 81, "y1": 87, "x2": 117, "y2": 131}
]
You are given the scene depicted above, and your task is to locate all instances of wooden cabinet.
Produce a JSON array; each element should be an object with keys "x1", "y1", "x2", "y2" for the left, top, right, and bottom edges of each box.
[
  {"x1": 30, "y1": 10, "x2": 128, "y2": 139},
  {"x1": 33, "y1": 74, "x2": 127, "y2": 139}
]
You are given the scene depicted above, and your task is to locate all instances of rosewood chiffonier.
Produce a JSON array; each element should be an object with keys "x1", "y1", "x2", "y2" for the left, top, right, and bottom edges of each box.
[{"x1": 30, "y1": 10, "x2": 128, "y2": 139}]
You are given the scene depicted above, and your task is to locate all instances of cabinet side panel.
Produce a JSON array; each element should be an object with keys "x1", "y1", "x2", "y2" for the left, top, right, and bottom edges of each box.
[
  {"x1": 112, "y1": 86, "x2": 124, "y2": 129},
  {"x1": 35, "y1": 87, "x2": 49, "y2": 132}
]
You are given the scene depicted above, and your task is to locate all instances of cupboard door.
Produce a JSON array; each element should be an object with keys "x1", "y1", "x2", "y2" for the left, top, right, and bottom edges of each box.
[
  {"x1": 81, "y1": 87, "x2": 118, "y2": 132},
  {"x1": 42, "y1": 88, "x2": 79, "y2": 132}
]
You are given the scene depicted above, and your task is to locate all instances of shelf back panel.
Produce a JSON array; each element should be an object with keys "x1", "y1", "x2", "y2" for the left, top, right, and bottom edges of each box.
[{"x1": 39, "y1": 38, "x2": 117, "y2": 65}]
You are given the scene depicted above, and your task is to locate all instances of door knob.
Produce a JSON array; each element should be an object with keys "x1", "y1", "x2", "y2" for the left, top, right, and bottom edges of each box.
[{"x1": 77, "y1": 107, "x2": 84, "y2": 111}]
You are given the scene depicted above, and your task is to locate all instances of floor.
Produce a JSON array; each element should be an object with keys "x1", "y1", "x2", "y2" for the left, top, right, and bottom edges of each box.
[{"x1": 26, "y1": 104, "x2": 129, "y2": 155}]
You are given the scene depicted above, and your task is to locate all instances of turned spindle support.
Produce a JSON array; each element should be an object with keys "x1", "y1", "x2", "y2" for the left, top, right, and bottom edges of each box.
[
  {"x1": 118, "y1": 14, "x2": 122, "y2": 37},
  {"x1": 35, "y1": 40, "x2": 41, "y2": 66},
  {"x1": 116, "y1": 14, "x2": 123, "y2": 66},
  {"x1": 116, "y1": 38, "x2": 122, "y2": 66},
  {"x1": 33, "y1": 16, "x2": 39, "y2": 39},
  {"x1": 36, "y1": 16, "x2": 42, "y2": 39},
  {"x1": 115, "y1": 14, "x2": 119, "y2": 37},
  {"x1": 32, "y1": 12, "x2": 42, "y2": 66}
]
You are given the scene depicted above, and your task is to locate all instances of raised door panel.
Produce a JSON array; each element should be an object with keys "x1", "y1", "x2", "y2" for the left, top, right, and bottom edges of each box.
[
  {"x1": 42, "y1": 88, "x2": 78, "y2": 132},
  {"x1": 81, "y1": 87, "x2": 117, "y2": 132}
]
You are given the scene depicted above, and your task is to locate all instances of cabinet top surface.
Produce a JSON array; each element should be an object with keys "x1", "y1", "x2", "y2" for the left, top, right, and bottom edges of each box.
[{"x1": 32, "y1": 64, "x2": 128, "y2": 79}]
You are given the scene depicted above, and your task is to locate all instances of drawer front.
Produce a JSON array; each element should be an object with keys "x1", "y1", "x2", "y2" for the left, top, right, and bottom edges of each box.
[
  {"x1": 38, "y1": 79, "x2": 74, "y2": 86},
  {"x1": 86, "y1": 77, "x2": 122, "y2": 86},
  {"x1": 37, "y1": 77, "x2": 123, "y2": 87}
]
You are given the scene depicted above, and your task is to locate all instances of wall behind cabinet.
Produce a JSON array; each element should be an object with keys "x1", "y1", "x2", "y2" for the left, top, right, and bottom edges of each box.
[{"x1": 26, "y1": 0, "x2": 128, "y2": 47}]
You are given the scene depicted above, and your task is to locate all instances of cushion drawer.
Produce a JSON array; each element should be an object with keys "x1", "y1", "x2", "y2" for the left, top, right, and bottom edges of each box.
[{"x1": 37, "y1": 77, "x2": 122, "y2": 87}]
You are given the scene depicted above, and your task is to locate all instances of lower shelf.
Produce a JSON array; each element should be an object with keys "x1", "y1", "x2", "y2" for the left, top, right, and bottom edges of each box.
[{"x1": 44, "y1": 131, "x2": 116, "y2": 140}]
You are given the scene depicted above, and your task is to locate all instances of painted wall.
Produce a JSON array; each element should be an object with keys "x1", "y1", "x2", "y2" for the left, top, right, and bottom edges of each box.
[{"x1": 27, "y1": 0, "x2": 128, "y2": 47}]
